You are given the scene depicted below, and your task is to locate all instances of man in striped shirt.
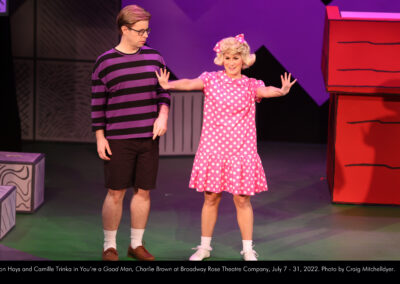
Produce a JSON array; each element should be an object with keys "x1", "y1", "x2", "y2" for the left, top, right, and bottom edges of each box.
[{"x1": 91, "y1": 5, "x2": 170, "y2": 261}]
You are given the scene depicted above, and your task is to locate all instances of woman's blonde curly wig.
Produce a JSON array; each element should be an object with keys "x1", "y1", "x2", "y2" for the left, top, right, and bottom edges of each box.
[{"x1": 214, "y1": 37, "x2": 256, "y2": 69}]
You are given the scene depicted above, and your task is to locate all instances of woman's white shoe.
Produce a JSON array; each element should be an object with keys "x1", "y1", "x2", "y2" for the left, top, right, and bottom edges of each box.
[
  {"x1": 240, "y1": 249, "x2": 259, "y2": 261},
  {"x1": 189, "y1": 246, "x2": 212, "y2": 261}
]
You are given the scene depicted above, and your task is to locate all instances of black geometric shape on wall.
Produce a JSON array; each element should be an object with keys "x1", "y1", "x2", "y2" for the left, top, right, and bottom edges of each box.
[
  {"x1": 243, "y1": 46, "x2": 328, "y2": 143},
  {"x1": 165, "y1": 66, "x2": 178, "y2": 81},
  {"x1": 321, "y1": 0, "x2": 333, "y2": 6},
  {"x1": 9, "y1": 0, "x2": 26, "y2": 15},
  {"x1": 1, "y1": 16, "x2": 21, "y2": 151}
]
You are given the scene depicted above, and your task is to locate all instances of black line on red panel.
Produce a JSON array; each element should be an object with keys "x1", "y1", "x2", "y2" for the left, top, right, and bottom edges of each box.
[
  {"x1": 337, "y1": 69, "x2": 400, "y2": 73},
  {"x1": 338, "y1": 41, "x2": 400, "y2": 45},
  {"x1": 347, "y1": 120, "x2": 400, "y2": 124},
  {"x1": 345, "y1": 164, "x2": 400, "y2": 169}
]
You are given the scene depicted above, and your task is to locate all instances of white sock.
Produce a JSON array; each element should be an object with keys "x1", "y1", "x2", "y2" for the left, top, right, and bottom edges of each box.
[
  {"x1": 131, "y1": 228, "x2": 145, "y2": 249},
  {"x1": 242, "y1": 240, "x2": 253, "y2": 252},
  {"x1": 200, "y1": 236, "x2": 212, "y2": 249},
  {"x1": 104, "y1": 229, "x2": 117, "y2": 250}
]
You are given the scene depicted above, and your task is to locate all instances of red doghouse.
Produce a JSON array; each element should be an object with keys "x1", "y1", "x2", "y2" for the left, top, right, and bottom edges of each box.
[{"x1": 322, "y1": 6, "x2": 400, "y2": 205}]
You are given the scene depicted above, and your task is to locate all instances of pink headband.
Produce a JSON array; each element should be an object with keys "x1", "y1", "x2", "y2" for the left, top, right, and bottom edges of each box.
[{"x1": 213, "y1": 34, "x2": 248, "y2": 53}]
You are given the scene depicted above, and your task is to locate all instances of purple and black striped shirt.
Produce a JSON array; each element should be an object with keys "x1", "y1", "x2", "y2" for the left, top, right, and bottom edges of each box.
[{"x1": 91, "y1": 46, "x2": 170, "y2": 139}]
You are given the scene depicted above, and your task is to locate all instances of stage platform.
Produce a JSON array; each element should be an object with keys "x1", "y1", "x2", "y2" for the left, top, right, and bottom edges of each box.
[{"x1": 1, "y1": 141, "x2": 399, "y2": 261}]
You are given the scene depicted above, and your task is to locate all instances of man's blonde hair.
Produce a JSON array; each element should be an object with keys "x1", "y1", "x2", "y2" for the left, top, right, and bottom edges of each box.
[{"x1": 116, "y1": 5, "x2": 151, "y2": 34}]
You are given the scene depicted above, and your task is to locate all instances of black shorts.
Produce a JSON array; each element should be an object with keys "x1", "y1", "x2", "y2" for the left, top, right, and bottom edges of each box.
[{"x1": 104, "y1": 138, "x2": 159, "y2": 190}]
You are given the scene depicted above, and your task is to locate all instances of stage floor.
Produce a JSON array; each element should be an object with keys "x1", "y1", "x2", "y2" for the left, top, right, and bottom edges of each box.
[{"x1": 1, "y1": 141, "x2": 400, "y2": 261}]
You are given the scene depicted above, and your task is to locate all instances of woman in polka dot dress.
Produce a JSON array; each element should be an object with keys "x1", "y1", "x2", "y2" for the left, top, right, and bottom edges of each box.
[{"x1": 156, "y1": 34, "x2": 296, "y2": 261}]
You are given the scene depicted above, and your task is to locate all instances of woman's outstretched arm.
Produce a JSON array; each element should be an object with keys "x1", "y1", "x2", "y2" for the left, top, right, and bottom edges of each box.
[
  {"x1": 155, "y1": 68, "x2": 204, "y2": 91},
  {"x1": 256, "y1": 72, "x2": 297, "y2": 99}
]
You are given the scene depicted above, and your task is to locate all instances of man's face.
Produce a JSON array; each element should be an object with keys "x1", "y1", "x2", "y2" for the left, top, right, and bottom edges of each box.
[{"x1": 123, "y1": 20, "x2": 150, "y2": 49}]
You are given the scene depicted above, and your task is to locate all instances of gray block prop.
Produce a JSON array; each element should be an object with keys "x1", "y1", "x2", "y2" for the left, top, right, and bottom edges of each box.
[
  {"x1": 0, "y1": 186, "x2": 16, "y2": 240},
  {"x1": 0, "y1": 152, "x2": 45, "y2": 213}
]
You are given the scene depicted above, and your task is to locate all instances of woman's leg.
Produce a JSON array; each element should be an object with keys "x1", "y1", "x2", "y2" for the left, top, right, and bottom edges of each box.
[
  {"x1": 233, "y1": 194, "x2": 253, "y2": 240},
  {"x1": 201, "y1": 192, "x2": 223, "y2": 237},
  {"x1": 190, "y1": 191, "x2": 222, "y2": 261},
  {"x1": 233, "y1": 194, "x2": 258, "y2": 260}
]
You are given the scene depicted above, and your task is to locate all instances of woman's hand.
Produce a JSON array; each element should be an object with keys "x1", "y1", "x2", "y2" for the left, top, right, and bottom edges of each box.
[
  {"x1": 280, "y1": 72, "x2": 297, "y2": 95},
  {"x1": 155, "y1": 68, "x2": 171, "y2": 90}
]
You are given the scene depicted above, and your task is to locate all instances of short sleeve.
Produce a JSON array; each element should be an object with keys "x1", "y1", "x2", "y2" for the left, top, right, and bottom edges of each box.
[
  {"x1": 252, "y1": 78, "x2": 265, "y2": 103},
  {"x1": 198, "y1": 71, "x2": 211, "y2": 89}
]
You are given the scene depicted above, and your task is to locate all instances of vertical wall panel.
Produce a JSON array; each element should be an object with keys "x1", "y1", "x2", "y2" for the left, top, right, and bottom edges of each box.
[
  {"x1": 10, "y1": 0, "x2": 34, "y2": 58},
  {"x1": 159, "y1": 92, "x2": 203, "y2": 155},
  {"x1": 162, "y1": 96, "x2": 175, "y2": 154},
  {"x1": 12, "y1": 0, "x2": 120, "y2": 143},
  {"x1": 37, "y1": 0, "x2": 120, "y2": 60},
  {"x1": 173, "y1": 93, "x2": 183, "y2": 153},
  {"x1": 192, "y1": 94, "x2": 204, "y2": 151},
  {"x1": 14, "y1": 60, "x2": 34, "y2": 140},
  {"x1": 35, "y1": 61, "x2": 94, "y2": 142}
]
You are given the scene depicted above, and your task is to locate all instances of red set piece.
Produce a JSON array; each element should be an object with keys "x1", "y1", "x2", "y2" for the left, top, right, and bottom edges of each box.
[{"x1": 323, "y1": 6, "x2": 400, "y2": 205}]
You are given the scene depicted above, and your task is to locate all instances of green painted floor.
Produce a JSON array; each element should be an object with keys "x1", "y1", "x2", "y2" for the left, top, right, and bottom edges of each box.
[{"x1": 1, "y1": 141, "x2": 400, "y2": 261}]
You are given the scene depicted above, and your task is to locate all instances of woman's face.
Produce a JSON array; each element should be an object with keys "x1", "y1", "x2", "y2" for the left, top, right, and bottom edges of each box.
[{"x1": 223, "y1": 51, "x2": 243, "y2": 79}]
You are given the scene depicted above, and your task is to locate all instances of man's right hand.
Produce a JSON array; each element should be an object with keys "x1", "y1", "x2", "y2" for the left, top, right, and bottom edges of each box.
[{"x1": 96, "y1": 130, "x2": 112, "y2": 160}]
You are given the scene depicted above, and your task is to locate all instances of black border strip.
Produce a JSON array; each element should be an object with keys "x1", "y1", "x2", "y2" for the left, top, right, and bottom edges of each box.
[
  {"x1": 172, "y1": 96, "x2": 175, "y2": 152},
  {"x1": 182, "y1": 95, "x2": 184, "y2": 152},
  {"x1": 33, "y1": 0, "x2": 37, "y2": 141}
]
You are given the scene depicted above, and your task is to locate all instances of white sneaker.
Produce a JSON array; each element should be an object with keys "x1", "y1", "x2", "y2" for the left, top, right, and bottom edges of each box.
[
  {"x1": 240, "y1": 249, "x2": 259, "y2": 261},
  {"x1": 189, "y1": 245, "x2": 212, "y2": 261}
]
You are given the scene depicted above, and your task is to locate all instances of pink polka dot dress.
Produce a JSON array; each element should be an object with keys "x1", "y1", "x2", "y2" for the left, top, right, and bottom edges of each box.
[{"x1": 189, "y1": 70, "x2": 268, "y2": 196}]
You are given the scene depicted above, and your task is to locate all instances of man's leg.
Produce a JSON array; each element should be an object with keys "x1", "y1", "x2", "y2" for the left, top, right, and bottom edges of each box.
[
  {"x1": 127, "y1": 188, "x2": 154, "y2": 260},
  {"x1": 102, "y1": 188, "x2": 126, "y2": 260},
  {"x1": 103, "y1": 189, "x2": 127, "y2": 231},
  {"x1": 130, "y1": 188, "x2": 151, "y2": 245},
  {"x1": 127, "y1": 138, "x2": 158, "y2": 261}
]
